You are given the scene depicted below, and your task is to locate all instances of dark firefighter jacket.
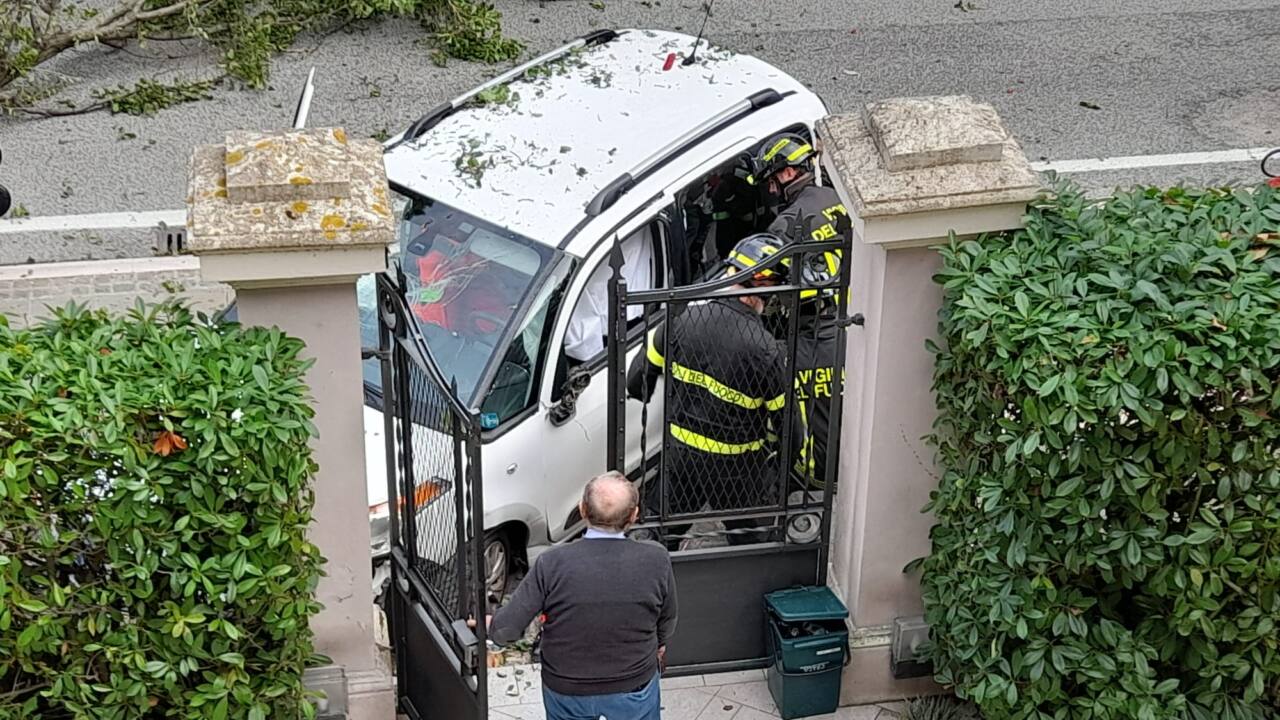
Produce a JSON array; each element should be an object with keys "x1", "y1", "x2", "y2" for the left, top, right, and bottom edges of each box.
[
  {"x1": 627, "y1": 298, "x2": 788, "y2": 457},
  {"x1": 767, "y1": 182, "x2": 848, "y2": 245},
  {"x1": 768, "y1": 181, "x2": 849, "y2": 303}
]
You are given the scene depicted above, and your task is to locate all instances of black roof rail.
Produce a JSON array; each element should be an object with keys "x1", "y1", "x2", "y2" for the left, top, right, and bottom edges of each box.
[
  {"x1": 581, "y1": 88, "x2": 791, "y2": 219},
  {"x1": 396, "y1": 102, "x2": 452, "y2": 147},
  {"x1": 748, "y1": 88, "x2": 783, "y2": 109},
  {"x1": 586, "y1": 174, "x2": 636, "y2": 216},
  {"x1": 578, "y1": 29, "x2": 620, "y2": 46},
  {"x1": 386, "y1": 30, "x2": 624, "y2": 151}
]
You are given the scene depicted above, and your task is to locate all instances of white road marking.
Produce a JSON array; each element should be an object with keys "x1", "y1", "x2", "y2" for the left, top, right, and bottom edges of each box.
[
  {"x1": 1030, "y1": 147, "x2": 1272, "y2": 174},
  {"x1": 0, "y1": 208, "x2": 185, "y2": 234},
  {"x1": 0, "y1": 147, "x2": 1272, "y2": 235},
  {"x1": 0, "y1": 255, "x2": 198, "y2": 280}
]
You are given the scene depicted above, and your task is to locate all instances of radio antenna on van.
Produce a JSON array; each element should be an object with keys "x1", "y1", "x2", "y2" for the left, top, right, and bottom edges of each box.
[
  {"x1": 292, "y1": 66, "x2": 316, "y2": 129},
  {"x1": 681, "y1": 0, "x2": 718, "y2": 66}
]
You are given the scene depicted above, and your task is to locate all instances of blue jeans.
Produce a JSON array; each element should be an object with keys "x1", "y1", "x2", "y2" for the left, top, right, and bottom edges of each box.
[{"x1": 542, "y1": 673, "x2": 661, "y2": 720}]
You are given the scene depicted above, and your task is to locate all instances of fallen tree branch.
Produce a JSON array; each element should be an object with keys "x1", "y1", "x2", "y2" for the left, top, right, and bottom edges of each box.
[
  {"x1": 1, "y1": 0, "x2": 524, "y2": 115},
  {"x1": 7, "y1": 100, "x2": 107, "y2": 118}
]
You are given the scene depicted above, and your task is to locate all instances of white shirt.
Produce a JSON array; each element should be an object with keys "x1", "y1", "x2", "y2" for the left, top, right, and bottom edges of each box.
[{"x1": 563, "y1": 226, "x2": 655, "y2": 362}]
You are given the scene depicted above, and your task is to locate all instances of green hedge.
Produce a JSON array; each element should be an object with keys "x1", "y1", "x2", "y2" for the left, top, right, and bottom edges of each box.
[
  {"x1": 0, "y1": 303, "x2": 323, "y2": 720},
  {"x1": 923, "y1": 181, "x2": 1280, "y2": 720}
]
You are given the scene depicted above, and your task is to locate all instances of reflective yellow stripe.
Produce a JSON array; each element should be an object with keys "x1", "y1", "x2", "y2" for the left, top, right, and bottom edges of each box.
[
  {"x1": 786, "y1": 143, "x2": 813, "y2": 161},
  {"x1": 766, "y1": 394, "x2": 785, "y2": 411},
  {"x1": 670, "y1": 424, "x2": 765, "y2": 455},
  {"x1": 794, "y1": 400, "x2": 820, "y2": 483},
  {"x1": 671, "y1": 362, "x2": 769, "y2": 410},
  {"x1": 647, "y1": 329, "x2": 664, "y2": 367},
  {"x1": 733, "y1": 252, "x2": 757, "y2": 267},
  {"x1": 763, "y1": 138, "x2": 791, "y2": 161}
]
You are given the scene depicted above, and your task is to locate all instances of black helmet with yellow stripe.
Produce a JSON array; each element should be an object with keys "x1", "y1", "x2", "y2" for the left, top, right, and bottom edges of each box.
[
  {"x1": 727, "y1": 233, "x2": 789, "y2": 286},
  {"x1": 751, "y1": 133, "x2": 815, "y2": 184}
]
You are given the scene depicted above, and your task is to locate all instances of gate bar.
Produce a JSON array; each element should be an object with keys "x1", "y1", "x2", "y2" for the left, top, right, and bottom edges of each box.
[
  {"x1": 816, "y1": 223, "x2": 854, "y2": 583},
  {"x1": 465, "y1": 416, "x2": 489, "y2": 716},
  {"x1": 606, "y1": 237, "x2": 628, "y2": 472}
]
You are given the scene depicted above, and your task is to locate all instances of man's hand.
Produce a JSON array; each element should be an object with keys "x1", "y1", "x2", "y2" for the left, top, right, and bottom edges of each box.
[
  {"x1": 466, "y1": 615, "x2": 493, "y2": 631},
  {"x1": 657, "y1": 645, "x2": 667, "y2": 673}
]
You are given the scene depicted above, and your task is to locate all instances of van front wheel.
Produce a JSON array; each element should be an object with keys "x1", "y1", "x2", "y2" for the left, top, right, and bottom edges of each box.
[{"x1": 484, "y1": 529, "x2": 512, "y2": 598}]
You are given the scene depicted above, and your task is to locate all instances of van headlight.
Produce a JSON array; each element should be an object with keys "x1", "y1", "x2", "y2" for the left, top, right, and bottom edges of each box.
[
  {"x1": 369, "y1": 510, "x2": 392, "y2": 559},
  {"x1": 368, "y1": 478, "x2": 450, "y2": 558}
]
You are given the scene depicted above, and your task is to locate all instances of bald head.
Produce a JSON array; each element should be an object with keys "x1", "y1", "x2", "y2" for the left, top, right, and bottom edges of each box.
[{"x1": 581, "y1": 472, "x2": 639, "y2": 533}]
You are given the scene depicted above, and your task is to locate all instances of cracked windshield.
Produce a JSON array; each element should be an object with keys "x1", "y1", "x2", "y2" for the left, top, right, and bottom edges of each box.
[{"x1": 390, "y1": 191, "x2": 557, "y2": 406}]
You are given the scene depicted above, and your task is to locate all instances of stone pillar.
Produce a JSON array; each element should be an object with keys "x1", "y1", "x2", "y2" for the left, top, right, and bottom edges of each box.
[
  {"x1": 186, "y1": 128, "x2": 396, "y2": 719},
  {"x1": 817, "y1": 96, "x2": 1041, "y2": 704}
]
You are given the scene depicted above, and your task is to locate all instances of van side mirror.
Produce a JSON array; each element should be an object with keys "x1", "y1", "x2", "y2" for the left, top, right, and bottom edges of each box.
[{"x1": 549, "y1": 366, "x2": 593, "y2": 427}]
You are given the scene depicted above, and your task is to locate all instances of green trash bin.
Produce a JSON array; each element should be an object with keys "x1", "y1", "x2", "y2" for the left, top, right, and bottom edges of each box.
[{"x1": 764, "y1": 586, "x2": 850, "y2": 720}]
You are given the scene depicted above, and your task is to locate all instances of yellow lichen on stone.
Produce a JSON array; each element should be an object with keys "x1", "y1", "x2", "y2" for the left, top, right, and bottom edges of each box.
[
  {"x1": 333, "y1": 129, "x2": 348, "y2": 145},
  {"x1": 290, "y1": 176, "x2": 313, "y2": 185},
  {"x1": 320, "y1": 214, "x2": 347, "y2": 231},
  {"x1": 214, "y1": 189, "x2": 228, "y2": 198},
  {"x1": 255, "y1": 140, "x2": 274, "y2": 150},
  {"x1": 350, "y1": 221, "x2": 369, "y2": 231},
  {"x1": 290, "y1": 201, "x2": 309, "y2": 215},
  {"x1": 226, "y1": 150, "x2": 245, "y2": 165},
  {"x1": 216, "y1": 177, "x2": 227, "y2": 188},
  {"x1": 372, "y1": 202, "x2": 390, "y2": 217},
  {"x1": 251, "y1": 207, "x2": 263, "y2": 216}
]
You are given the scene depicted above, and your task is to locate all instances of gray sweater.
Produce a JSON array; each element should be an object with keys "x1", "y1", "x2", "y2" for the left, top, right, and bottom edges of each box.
[{"x1": 490, "y1": 537, "x2": 678, "y2": 695}]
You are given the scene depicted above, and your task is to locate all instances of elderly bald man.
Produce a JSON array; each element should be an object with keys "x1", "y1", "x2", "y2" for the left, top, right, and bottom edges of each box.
[{"x1": 489, "y1": 471, "x2": 677, "y2": 720}]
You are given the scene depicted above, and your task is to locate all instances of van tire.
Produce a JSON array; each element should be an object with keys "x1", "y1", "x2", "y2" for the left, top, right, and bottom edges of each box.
[{"x1": 484, "y1": 529, "x2": 513, "y2": 599}]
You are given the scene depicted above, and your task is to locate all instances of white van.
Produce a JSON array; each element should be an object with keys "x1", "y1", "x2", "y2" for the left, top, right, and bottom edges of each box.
[{"x1": 359, "y1": 28, "x2": 828, "y2": 597}]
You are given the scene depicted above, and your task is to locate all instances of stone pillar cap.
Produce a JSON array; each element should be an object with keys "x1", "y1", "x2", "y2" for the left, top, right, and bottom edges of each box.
[
  {"x1": 818, "y1": 95, "x2": 1041, "y2": 220},
  {"x1": 186, "y1": 127, "x2": 396, "y2": 255}
]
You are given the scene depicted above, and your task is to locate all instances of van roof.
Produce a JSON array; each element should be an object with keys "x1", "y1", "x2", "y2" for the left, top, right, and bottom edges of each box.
[{"x1": 383, "y1": 29, "x2": 810, "y2": 252}]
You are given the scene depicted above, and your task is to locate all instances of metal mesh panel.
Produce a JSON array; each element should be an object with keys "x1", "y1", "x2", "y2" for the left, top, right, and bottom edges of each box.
[
  {"x1": 401, "y1": 359, "x2": 467, "y2": 614},
  {"x1": 615, "y1": 240, "x2": 849, "y2": 550}
]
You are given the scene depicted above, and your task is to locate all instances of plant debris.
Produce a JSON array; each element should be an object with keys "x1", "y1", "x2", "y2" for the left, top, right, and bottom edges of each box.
[
  {"x1": 471, "y1": 83, "x2": 522, "y2": 110},
  {"x1": 455, "y1": 138, "x2": 496, "y2": 188},
  {"x1": 586, "y1": 67, "x2": 613, "y2": 88},
  {"x1": 1079, "y1": 101, "x2": 1102, "y2": 110}
]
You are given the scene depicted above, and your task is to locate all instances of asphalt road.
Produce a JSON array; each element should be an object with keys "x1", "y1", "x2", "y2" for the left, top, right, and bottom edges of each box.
[{"x1": 1, "y1": 0, "x2": 1278, "y2": 262}]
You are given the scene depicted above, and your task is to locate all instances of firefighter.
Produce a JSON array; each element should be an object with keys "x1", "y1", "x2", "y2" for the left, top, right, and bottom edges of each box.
[
  {"x1": 790, "y1": 250, "x2": 843, "y2": 491},
  {"x1": 627, "y1": 234, "x2": 790, "y2": 548},
  {"x1": 751, "y1": 133, "x2": 849, "y2": 246},
  {"x1": 750, "y1": 134, "x2": 850, "y2": 491}
]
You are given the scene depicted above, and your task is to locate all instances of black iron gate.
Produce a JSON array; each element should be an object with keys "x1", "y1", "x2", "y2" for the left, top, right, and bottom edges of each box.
[
  {"x1": 606, "y1": 226, "x2": 853, "y2": 674},
  {"x1": 376, "y1": 272, "x2": 488, "y2": 720}
]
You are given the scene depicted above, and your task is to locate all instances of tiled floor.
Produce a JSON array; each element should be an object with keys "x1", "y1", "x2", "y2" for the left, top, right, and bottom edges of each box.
[{"x1": 487, "y1": 665, "x2": 908, "y2": 720}]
